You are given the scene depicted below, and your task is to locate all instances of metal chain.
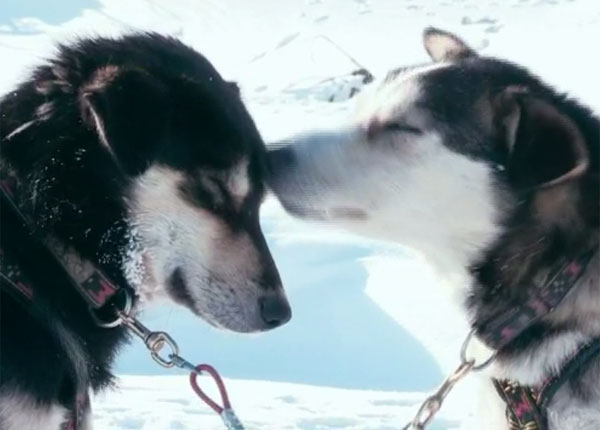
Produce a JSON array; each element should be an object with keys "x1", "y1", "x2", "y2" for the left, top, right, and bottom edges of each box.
[
  {"x1": 401, "y1": 329, "x2": 497, "y2": 430},
  {"x1": 99, "y1": 292, "x2": 493, "y2": 430}
]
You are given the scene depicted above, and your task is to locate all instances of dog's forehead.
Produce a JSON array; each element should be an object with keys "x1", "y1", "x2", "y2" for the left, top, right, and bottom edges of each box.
[
  {"x1": 227, "y1": 159, "x2": 251, "y2": 200},
  {"x1": 355, "y1": 62, "x2": 451, "y2": 123}
]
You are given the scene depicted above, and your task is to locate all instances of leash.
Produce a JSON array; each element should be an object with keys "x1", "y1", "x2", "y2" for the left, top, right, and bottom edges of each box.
[
  {"x1": 401, "y1": 250, "x2": 597, "y2": 430},
  {"x1": 190, "y1": 365, "x2": 245, "y2": 430},
  {"x1": 110, "y1": 293, "x2": 245, "y2": 429},
  {"x1": 0, "y1": 170, "x2": 244, "y2": 430}
]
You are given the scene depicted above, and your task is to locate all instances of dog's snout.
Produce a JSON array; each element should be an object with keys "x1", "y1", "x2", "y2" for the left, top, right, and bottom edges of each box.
[
  {"x1": 267, "y1": 146, "x2": 297, "y2": 176},
  {"x1": 259, "y1": 294, "x2": 292, "y2": 328}
]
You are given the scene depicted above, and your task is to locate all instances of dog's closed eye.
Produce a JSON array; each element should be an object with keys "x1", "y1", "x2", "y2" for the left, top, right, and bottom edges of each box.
[
  {"x1": 203, "y1": 176, "x2": 229, "y2": 207},
  {"x1": 180, "y1": 174, "x2": 230, "y2": 212},
  {"x1": 367, "y1": 121, "x2": 422, "y2": 139},
  {"x1": 381, "y1": 122, "x2": 422, "y2": 135}
]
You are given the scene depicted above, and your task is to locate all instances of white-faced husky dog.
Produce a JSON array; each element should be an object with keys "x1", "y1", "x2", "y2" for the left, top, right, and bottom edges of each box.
[
  {"x1": 0, "y1": 33, "x2": 291, "y2": 429},
  {"x1": 267, "y1": 28, "x2": 599, "y2": 430}
]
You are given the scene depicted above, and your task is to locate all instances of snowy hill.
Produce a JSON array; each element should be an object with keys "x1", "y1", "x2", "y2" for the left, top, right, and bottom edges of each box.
[{"x1": 1, "y1": 0, "x2": 598, "y2": 429}]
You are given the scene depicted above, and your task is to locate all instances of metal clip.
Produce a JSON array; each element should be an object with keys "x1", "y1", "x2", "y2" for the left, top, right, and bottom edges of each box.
[
  {"x1": 102, "y1": 291, "x2": 245, "y2": 430},
  {"x1": 90, "y1": 289, "x2": 133, "y2": 328},
  {"x1": 170, "y1": 354, "x2": 203, "y2": 375},
  {"x1": 115, "y1": 308, "x2": 180, "y2": 368},
  {"x1": 221, "y1": 408, "x2": 245, "y2": 430}
]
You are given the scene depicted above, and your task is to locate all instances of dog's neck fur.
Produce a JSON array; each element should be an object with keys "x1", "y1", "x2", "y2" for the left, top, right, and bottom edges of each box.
[
  {"x1": 464, "y1": 161, "x2": 598, "y2": 426},
  {"x1": 489, "y1": 249, "x2": 600, "y2": 384},
  {"x1": 0, "y1": 142, "x2": 137, "y2": 396}
]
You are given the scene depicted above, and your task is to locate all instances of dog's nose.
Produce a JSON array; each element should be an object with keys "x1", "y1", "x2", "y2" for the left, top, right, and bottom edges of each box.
[
  {"x1": 259, "y1": 294, "x2": 292, "y2": 327},
  {"x1": 267, "y1": 146, "x2": 297, "y2": 176}
]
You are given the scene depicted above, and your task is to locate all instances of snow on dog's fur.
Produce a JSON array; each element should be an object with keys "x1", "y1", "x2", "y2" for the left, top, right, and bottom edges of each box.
[
  {"x1": 268, "y1": 28, "x2": 599, "y2": 429},
  {"x1": 0, "y1": 33, "x2": 290, "y2": 429}
]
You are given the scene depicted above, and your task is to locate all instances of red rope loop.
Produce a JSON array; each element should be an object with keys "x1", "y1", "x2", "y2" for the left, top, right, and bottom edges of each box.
[{"x1": 189, "y1": 364, "x2": 232, "y2": 414}]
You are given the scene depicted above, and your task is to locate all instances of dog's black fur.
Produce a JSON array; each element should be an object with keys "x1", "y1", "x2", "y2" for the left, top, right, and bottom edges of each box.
[{"x1": 0, "y1": 33, "x2": 273, "y2": 424}]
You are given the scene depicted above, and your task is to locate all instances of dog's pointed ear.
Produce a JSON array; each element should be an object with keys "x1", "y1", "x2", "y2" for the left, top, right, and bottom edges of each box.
[
  {"x1": 495, "y1": 87, "x2": 588, "y2": 189},
  {"x1": 79, "y1": 66, "x2": 170, "y2": 175},
  {"x1": 423, "y1": 27, "x2": 476, "y2": 62}
]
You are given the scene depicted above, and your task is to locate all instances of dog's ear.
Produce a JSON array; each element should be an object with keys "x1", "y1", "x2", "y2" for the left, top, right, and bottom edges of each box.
[
  {"x1": 423, "y1": 27, "x2": 476, "y2": 62},
  {"x1": 495, "y1": 87, "x2": 588, "y2": 189},
  {"x1": 80, "y1": 66, "x2": 170, "y2": 175}
]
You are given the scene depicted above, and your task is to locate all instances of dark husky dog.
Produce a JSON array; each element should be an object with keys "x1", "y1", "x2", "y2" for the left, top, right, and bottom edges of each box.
[
  {"x1": 268, "y1": 28, "x2": 599, "y2": 429},
  {"x1": 0, "y1": 33, "x2": 290, "y2": 429}
]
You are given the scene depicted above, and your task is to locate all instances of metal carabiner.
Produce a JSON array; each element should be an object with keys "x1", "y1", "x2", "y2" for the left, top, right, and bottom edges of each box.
[
  {"x1": 147, "y1": 331, "x2": 180, "y2": 368},
  {"x1": 92, "y1": 289, "x2": 244, "y2": 429},
  {"x1": 115, "y1": 309, "x2": 181, "y2": 368}
]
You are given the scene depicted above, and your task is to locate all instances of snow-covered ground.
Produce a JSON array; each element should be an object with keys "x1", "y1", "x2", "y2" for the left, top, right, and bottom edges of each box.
[
  {"x1": 1, "y1": 0, "x2": 598, "y2": 429},
  {"x1": 96, "y1": 374, "x2": 470, "y2": 430}
]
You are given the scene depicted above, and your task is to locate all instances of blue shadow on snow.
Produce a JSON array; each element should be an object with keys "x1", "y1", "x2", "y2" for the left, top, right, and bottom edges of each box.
[{"x1": 116, "y1": 229, "x2": 443, "y2": 392}]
